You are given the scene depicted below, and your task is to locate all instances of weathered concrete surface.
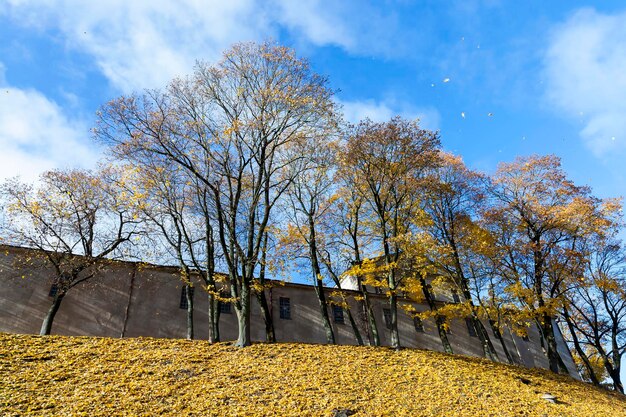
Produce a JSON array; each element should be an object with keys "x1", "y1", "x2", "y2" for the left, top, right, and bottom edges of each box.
[{"x1": 0, "y1": 245, "x2": 579, "y2": 378}]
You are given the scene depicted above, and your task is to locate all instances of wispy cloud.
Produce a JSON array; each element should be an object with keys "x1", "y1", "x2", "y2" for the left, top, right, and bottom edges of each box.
[
  {"x1": 2, "y1": 0, "x2": 278, "y2": 92},
  {"x1": 0, "y1": 76, "x2": 99, "y2": 182},
  {"x1": 544, "y1": 8, "x2": 626, "y2": 157},
  {"x1": 2, "y1": 0, "x2": 414, "y2": 93},
  {"x1": 339, "y1": 99, "x2": 440, "y2": 131}
]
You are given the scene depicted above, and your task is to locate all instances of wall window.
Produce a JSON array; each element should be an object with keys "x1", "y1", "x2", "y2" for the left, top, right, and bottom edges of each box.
[
  {"x1": 489, "y1": 319, "x2": 502, "y2": 339},
  {"x1": 218, "y1": 291, "x2": 231, "y2": 314},
  {"x1": 465, "y1": 318, "x2": 478, "y2": 337},
  {"x1": 333, "y1": 305, "x2": 344, "y2": 324},
  {"x1": 48, "y1": 283, "x2": 59, "y2": 298},
  {"x1": 413, "y1": 317, "x2": 424, "y2": 333},
  {"x1": 452, "y1": 290, "x2": 460, "y2": 303},
  {"x1": 179, "y1": 286, "x2": 194, "y2": 309},
  {"x1": 279, "y1": 297, "x2": 291, "y2": 320},
  {"x1": 383, "y1": 308, "x2": 392, "y2": 330}
]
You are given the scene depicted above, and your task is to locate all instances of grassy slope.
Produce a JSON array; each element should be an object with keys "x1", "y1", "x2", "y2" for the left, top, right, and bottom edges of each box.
[{"x1": 0, "y1": 333, "x2": 624, "y2": 416}]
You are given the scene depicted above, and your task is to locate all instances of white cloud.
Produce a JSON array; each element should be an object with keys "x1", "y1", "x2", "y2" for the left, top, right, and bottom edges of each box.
[
  {"x1": 3, "y1": 0, "x2": 276, "y2": 92},
  {"x1": 340, "y1": 99, "x2": 441, "y2": 132},
  {"x1": 1, "y1": 0, "x2": 410, "y2": 93},
  {"x1": 544, "y1": 8, "x2": 626, "y2": 157},
  {"x1": 272, "y1": 0, "x2": 355, "y2": 49},
  {"x1": 0, "y1": 82, "x2": 99, "y2": 182}
]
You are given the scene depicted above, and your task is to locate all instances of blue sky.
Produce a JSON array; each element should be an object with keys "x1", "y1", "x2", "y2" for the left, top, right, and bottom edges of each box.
[{"x1": 1, "y1": 0, "x2": 625, "y2": 206}]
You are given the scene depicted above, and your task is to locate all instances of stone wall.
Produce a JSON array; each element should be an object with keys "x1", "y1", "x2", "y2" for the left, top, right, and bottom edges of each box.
[{"x1": 0, "y1": 245, "x2": 579, "y2": 378}]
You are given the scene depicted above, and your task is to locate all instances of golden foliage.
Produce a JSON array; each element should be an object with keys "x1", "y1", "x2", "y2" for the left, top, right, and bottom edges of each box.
[{"x1": 1, "y1": 333, "x2": 625, "y2": 416}]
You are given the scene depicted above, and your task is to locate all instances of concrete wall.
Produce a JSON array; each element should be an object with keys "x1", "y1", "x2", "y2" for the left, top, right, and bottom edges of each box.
[{"x1": 0, "y1": 245, "x2": 579, "y2": 378}]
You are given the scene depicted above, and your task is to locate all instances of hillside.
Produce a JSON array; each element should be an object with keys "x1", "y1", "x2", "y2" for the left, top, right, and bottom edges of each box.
[{"x1": 0, "y1": 333, "x2": 624, "y2": 416}]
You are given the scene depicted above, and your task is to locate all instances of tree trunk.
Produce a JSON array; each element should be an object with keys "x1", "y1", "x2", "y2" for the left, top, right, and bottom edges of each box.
[
  {"x1": 40, "y1": 293, "x2": 65, "y2": 335},
  {"x1": 562, "y1": 307, "x2": 600, "y2": 385},
  {"x1": 204, "y1": 216, "x2": 220, "y2": 343},
  {"x1": 345, "y1": 305, "x2": 363, "y2": 345},
  {"x1": 256, "y1": 233, "x2": 275, "y2": 343},
  {"x1": 234, "y1": 279, "x2": 251, "y2": 347},
  {"x1": 381, "y1": 237, "x2": 400, "y2": 349},
  {"x1": 542, "y1": 314, "x2": 562, "y2": 373},
  {"x1": 608, "y1": 364, "x2": 624, "y2": 394},
  {"x1": 453, "y1": 256, "x2": 498, "y2": 361},
  {"x1": 358, "y1": 276, "x2": 380, "y2": 346},
  {"x1": 420, "y1": 277, "x2": 453, "y2": 354},
  {"x1": 489, "y1": 319, "x2": 515, "y2": 364},
  {"x1": 207, "y1": 292, "x2": 220, "y2": 343},
  {"x1": 308, "y1": 216, "x2": 335, "y2": 344},
  {"x1": 256, "y1": 290, "x2": 276, "y2": 343},
  {"x1": 388, "y1": 291, "x2": 400, "y2": 349},
  {"x1": 314, "y1": 284, "x2": 335, "y2": 344},
  {"x1": 471, "y1": 313, "x2": 498, "y2": 362},
  {"x1": 185, "y1": 284, "x2": 194, "y2": 340}
]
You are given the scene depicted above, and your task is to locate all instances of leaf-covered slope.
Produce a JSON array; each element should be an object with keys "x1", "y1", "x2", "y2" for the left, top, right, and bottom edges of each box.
[{"x1": 0, "y1": 333, "x2": 624, "y2": 416}]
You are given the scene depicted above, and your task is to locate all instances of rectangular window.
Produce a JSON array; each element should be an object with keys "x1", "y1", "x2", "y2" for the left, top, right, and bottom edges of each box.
[
  {"x1": 279, "y1": 297, "x2": 291, "y2": 320},
  {"x1": 219, "y1": 291, "x2": 231, "y2": 314},
  {"x1": 414, "y1": 317, "x2": 424, "y2": 333},
  {"x1": 383, "y1": 308, "x2": 392, "y2": 330},
  {"x1": 466, "y1": 318, "x2": 478, "y2": 337},
  {"x1": 179, "y1": 286, "x2": 194, "y2": 309},
  {"x1": 452, "y1": 290, "x2": 460, "y2": 303},
  {"x1": 333, "y1": 305, "x2": 344, "y2": 324},
  {"x1": 489, "y1": 320, "x2": 502, "y2": 339},
  {"x1": 48, "y1": 283, "x2": 58, "y2": 298}
]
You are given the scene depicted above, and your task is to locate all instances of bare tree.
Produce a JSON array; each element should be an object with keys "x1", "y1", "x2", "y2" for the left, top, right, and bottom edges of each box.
[
  {"x1": 564, "y1": 240, "x2": 626, "y2": 392},
  {"x1": 96, "y1": 42, "x2": 338, "y2": 347},
  {"x1": 122, "y1": 161, "x2": 222, "y2": 341},
  {"x1": 1, "y1": 168, "x2": 140, "y2": 335},
  {"x1": 340, "y1": 117, "x2": 440, "y2": 349}
]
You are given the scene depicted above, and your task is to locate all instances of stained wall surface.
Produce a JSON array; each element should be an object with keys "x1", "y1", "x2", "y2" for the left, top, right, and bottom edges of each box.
[{"x1": 0, "y1": 245, "x2": 579, "y2": 378}]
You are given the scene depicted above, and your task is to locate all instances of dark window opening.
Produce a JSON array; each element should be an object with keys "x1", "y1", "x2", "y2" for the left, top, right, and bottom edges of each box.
[
  {"x1": 414, "y1": 317, "x2": 424, "y2": 333},
  {"x1": 279, "y1": 297, "x2": 291, "y2": 320},
  {"x1": 489, "y1": 320, "x2": 502, "y2": 339},
  {"x1": 333, "y1": 305, "x2": 344, "y2": 324},
  {"x1": 48, "y1": 283, "x2": 59, "y2": 298},
  {"x1": 465, "y1": 318, "x2": 478, "y2": 337},
  {"x1": 452, "y1": 290, "x2": 460, "y2": 303},
  {"x1": 179, "y1": 286, "x2": 194, "y2": 309},
  {"x1": 219, "y1": 291, "x2": 231, "y2": 314},
  {"x1": 383, "y1": 308, "x2": 392, "y2": 330}
]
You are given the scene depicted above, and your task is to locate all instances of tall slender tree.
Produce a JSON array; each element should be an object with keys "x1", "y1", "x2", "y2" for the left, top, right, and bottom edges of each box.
[
  {"x1": 484, "y1": 155, "x2": 620, "y2": 373},
  {"x1": 421, "y1": 153, "x2": 500, "y2": 360},
  {"x1": 564, "y1": 239, "x2": 626, "y2": 392},
  {"x1": 1, "y1": 168, "x2": 140, "y2": 335},
  {"x1": 341, "y1": 117, "x2": 440, "y2": 349},
  {"x1": 96, "y1": 42, "x2": 338, "y2": 347}
]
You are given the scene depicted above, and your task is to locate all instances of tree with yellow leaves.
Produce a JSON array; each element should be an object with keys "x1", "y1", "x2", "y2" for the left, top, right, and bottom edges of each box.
[
  {"x1": 281, "y1": 137, "x2": 365, "y2": 345},
  {"x1": 95, "y1": 42, "x2": 339, "y2": 347},
  {"x1": 120, "y1": 160, "x2": 223, "y2": 341},
  {"x1": 419, "y1": 152, "x2": 501, "y2": 360},
  {"x1": 340, "y1": 117, "x2": 440, "y2": 349},
  {"x1": 331, "y1": 171, "x2": 380, "y2": 345},
  {"x1": 483, "y1": 154, "x2": 621, "y2": 373},
  {"x1": 0, "y1": 168, "x2": 141, "y2": 335},
  {"x1": 562, "y1": 238, "x2": 626, "y2": 392}
]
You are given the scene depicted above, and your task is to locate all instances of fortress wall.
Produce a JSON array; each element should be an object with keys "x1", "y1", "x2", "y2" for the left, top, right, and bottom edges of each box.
[{"x1": 0, "y1": 245, "x2": 579, "y2": 379}]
